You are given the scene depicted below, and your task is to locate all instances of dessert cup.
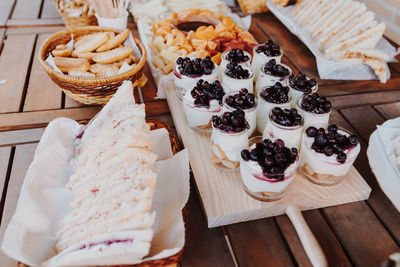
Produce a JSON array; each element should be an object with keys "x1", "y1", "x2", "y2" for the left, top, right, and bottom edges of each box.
[
  {"x1": 255, "y1": 63, "x2": 291, "y2": 96},
  {"x1": 297, "y1": 98, "x2": 331, "y2": 129},
  {"x1": 256, "y1": 90, "x2": 292, "y2": 133},
  {"x1": 263, "y1": 112, "x2": 304, "y2": 150},
  {"x1": 252, "y1": 44, "x2": 283, "y2": 82},
  {"x1": 219, "y1": 50, "x2": 252, "y2": 79},
  {"x1": 221, "y1": 67, "x2": 255, "y2": 93},
  {"x1": 240, "y1": 136, "x2": 299, "y2": 201},
  {"x1": 222, "y1": 92, "x2": 257, "y2": 136},
  {"x1": 289, "y1": 79, "x2": 318, "y2": 107},
  {"x1": 211, "y1": 126, "x2": 249, "y2": 171},
  {"x1": 299, "y1": 128, "x2": 361, "y2": 185}
]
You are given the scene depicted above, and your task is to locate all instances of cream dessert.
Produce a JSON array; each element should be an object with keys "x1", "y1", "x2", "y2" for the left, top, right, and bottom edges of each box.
[
  {"x1": 297, "y1": 93, "x2": 332, "y2": 129},
  {"x1": 183, "y1": 80, "x2": 225, "y2": 132},
  {"x1": 211, "y1": 110, "x2": 249, "y2": 170},
  {"x1": 173, "y1": 56, "x2": 218, "y2": 96},
  {"x1": 252, "y1": 40, "x2": 283, "y2": 81},
  {"x1": 256, "y1": 82, "x2": 292, "y2": 133},
  {"x1": 263, "y1": 107, "x2": 304, "y2": 149},
  {"x1": 221, "y1": 63, "x2": 254, "y2": 93},
  {"x1": 223, "y1": 89, "x2": 257, "y2": 136},
  {"x1": 300, "y1": 125, "x2": 361, "y2": 185},
  {"x1": 240, "y1": 137, "x2": 299, "y2": 201},
  {"x1": 255, "y1": 59, "x2": 291, "y2": 95},
  {"x1": 219, "y1": 49, "x2": 252, "y2": 78},
  {"x1": 288, "y1": 73, "x2": 318, "y2": 107}
]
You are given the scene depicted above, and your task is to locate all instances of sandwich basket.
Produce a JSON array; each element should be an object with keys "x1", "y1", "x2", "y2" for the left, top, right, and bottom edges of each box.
[
  {"x1": 18, "y1": 119, "x2": 187, "y2": 267},
  {"x1": 39, "y1": 26, "x2": 147, "y2": 105},
  {"x1": 53, "y1": 0, "x2": 98, "y2": 28}
]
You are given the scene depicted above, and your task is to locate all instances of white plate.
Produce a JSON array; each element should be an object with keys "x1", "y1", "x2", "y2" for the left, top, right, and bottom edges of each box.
[{"x1": 367, "y1": 118, "x2": 400, "y2": 212}]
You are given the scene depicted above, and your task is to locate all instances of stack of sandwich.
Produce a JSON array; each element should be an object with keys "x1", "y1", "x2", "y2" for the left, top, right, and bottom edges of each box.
[
  {"x1": 289, "y1": 0, "x2": 389, "y2": 83},
  {"x1": 45, "y1": 82, "x2": 157, "y2": 266}
]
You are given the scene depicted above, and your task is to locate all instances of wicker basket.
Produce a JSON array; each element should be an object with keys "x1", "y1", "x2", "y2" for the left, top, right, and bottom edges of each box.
[
  {"x1": 53, "y1": 0, "x2": 98, "y2": 28},
  {"x1": 18, "y1": 119, "x2": 187, "y2": 267},
  {"x1": 39, "y1": 26, "x2": 147, "y2": 105},
  {"x1": 238, "y1": 0, "x2": 270, "y2": 14}
]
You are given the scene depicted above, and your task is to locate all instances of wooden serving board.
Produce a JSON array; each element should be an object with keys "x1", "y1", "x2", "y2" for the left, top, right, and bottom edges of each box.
[{"x1": 165, "y1": 83, "x2": 372, "y2": 228}]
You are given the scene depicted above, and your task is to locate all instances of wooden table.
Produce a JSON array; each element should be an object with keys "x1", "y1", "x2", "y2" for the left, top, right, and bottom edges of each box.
[{"x1": 0, "y1": 1, "x2": 399, "y2": 266}]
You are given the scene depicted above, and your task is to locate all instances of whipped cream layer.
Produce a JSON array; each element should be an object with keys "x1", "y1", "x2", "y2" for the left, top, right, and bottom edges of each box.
[
  {"x1": 300, "y1": 130, "x2": 361, "y2": 177},
  {"x1": 173, "y1": 63, "x2": 218, "y2": 93},
  {"x1": 252, "y1": 45, "x2": 283, "y2": 82},
  {"x1": 182, "y1": 93, "x2": 222, "y2": 129},
  {"x1": 211, "y1": 128, "x2": 249, "y2": 162},
  {"x1": 298, "y1": 106, "x2": 330, "y2": 129},
  {"x1": 263, "y1": 121, "x2": 303, "y2": 150}
]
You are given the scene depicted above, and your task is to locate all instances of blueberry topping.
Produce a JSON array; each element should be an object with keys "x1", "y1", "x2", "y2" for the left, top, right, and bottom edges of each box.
[
  {"x1": 225, "y1": 49, "x2": 250, "y2": 63},
  {"x1": 225, "y1": 63, "x2": 250, "y2": 79},
  {"x1": 190, "y1": 80, "x2": 225, "y2": 107},
  {"x1": 225, "y1": 88, "x2": 256, "y2": 110},
  {"x1": 289, "y1": 72, "x2": 317, "y2": 93},
  {"x1": 260, "y1": 82, "x2": 290, "y2": 104},
  {"x1": 255, "y1": 40, "x2": 281, "y2": 57},
  {"x1": 263, "y1": 59, "x2": 290, "y2": 77},
  {"x1": 176, "y1": 56, "x2": 215, "y2": 78},
  {"x1": 241, "y1": 138, "x2": 298, "y2": 180},
  {"x1": 270, "y1": 107, "x2": 302, "y2": 127},
  {"x1": 300, "y1": 93, "x2": 332, "y2": 114},
  {"x1": 306, "y1": 124, "x2": 359, "y2": 163},
  {"x1": 212, "y1": 109, "x2": 250, "y2": 133}
]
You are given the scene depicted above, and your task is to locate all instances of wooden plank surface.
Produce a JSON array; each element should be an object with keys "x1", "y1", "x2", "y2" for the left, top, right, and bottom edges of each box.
[
  {"x1": 0, "y1": 147, "x2": 11, "y2": 203},
  {"x1": 0, "y1": 128, "x2": 44, "y2": 146},
  {"x1": 0, "y1": 0, "x2": 15, "y2": 27},
  {"x1": 0, "y1": 34, "x2": 36, "y2": 113},
  {"x1": 166, "y1": 83, "x2": 371, "y2": 228},
  {"x1": 11, "y1": 0, "x2": 41, "y2": 19},
  {"x1": 0, "y1": 143, "x2": 37, "y2": 267},
  {"x1": 7, "y1": 18, "x2": 64, "y2": 27},
  {"x1": 41, "y1": 0, "x2": 60, "y2": 19}
]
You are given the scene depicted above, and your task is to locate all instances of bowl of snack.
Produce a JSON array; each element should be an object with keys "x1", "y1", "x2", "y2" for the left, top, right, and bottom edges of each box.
[
  {"x1": 221, "y1": 63, "x2": 254, "y2": 93},
  {"x1": 39, "y1": 26, "x2": 147, "y2": 105},
  {"x1": 297, "y1": 93, "x2": 332, "y2": 129},
  {"x1": 288, "y1": 73, "x2": 318, "y2": 107},
  {"x1": 255, "y1": 59, "x2": 291, "y2": 95},
  {"x1": 252, "y1": 40, "x2": 283, "y2": 81},
  {"x1": 219, "y1": 48, "x2": 252, "y2": 78}
]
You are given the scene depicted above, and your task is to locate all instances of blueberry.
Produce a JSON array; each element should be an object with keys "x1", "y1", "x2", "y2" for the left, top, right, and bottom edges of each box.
[
  {"x1": 348, "y1": 135, "x2": 359, "y2": 146},
  {"x1": 241, "y1": 150, "x2": 250, "y2": 161},
  {"x1": 336, "y1": 152, "x2": 347, "y2": 163},
  {"x1": 315, "y1": 135, "x2": 327, "y2": 146},
  {"x1": 264, "y1": 156, "x2": 274, "y2": 166},
  {"x1": 250, "y1": 150, "x2": 258, "y2": 161},
  {"x1": 306, "y1": 127, "x2": 317, "y2": 137},
  {"x1": 324, "y1": 146, "x2": 334, "y2": 156}
]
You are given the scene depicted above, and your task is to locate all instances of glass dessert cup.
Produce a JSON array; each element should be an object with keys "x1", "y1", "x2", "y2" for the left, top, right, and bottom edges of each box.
[
  {"x1": 262, "y1": 112, "x2": 304, "y2": 150},
  {"x1": 240, "y1": 136, "x2": 299, "y2": 201},
  {"x1": 289, "y1": 82, "x2": 318, "y2": 108},
  {"x1": 219, "y1": 50, "x2": 252, "y2": 79},
  {"x1": 252, "y1": 45, "x2": 283, "y2": 82},
  {"x1": 210, "y1": 126, "x2": 249, "y2": 171},
  {"x1": 299, "y1": 128, "x2": 361, "y2": 186},
  {"x1": 297, "y1": 98, "x2": 331, "y2": 129},
  {"x1": 221, "y1": 67, "x2": 255, "y2": 93},
  {"x1": 255, "y1": 63, "x2": 292, "y2": 96},
  {"x1": 222, "y1": 92, "x2": 257, "y2": 136},
  {"x1": 182, "y1": 97, "x2": 222, "y2": 133},
  {"x1": 256, "y1": 90, "x2": 292, "y2": 133}
]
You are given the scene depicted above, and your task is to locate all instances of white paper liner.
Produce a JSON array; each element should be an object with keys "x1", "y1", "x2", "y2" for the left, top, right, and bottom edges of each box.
[
  {"x1": 1, "y1": 85, "x2": 190, "y2": 266},
  {"x1": 136, "y1": 11, "x2": 251, "y2": 98},
  {"x1": 45, "y1": 32, "x2": 141, "y2": 76},
  {"x1": 267, "y1": 1, "x2": 398, "y2": 81}
]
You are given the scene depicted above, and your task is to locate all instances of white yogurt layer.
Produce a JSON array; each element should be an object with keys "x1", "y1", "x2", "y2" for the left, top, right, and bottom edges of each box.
[
  {"x1": 221, "y1": 67, "x2": 254, "y2": 93},
  {"x1": 173, "y1": 62, "x2": 218, "y2": 94},
  {"x1": 252, "y1": 45, "x2": 283, "y2": 82},
  {"x1": 219, "y1": 50, "x2": 252, "y2": 79},
  {"x1": 263, "y1": 120, "x2": 303, "y2": 150},
  {"x1": 255, "y1": 63, "x2": 291, "y2": 96},
  {"x1": 300, "y1": 130, "x2": 361, "y2": 177},
  {"x1": 240, "y1": 145, "x2": 298, "y2": 193},
  {"x1": 211, "y1": 127, "x2": 249, "y2": 162},
  {"x1": 182, "y1": 93, "x2": 223, "y2": 129},
  {"x1": 256, "y1": 93, "x2": 291, "y2": 133}
]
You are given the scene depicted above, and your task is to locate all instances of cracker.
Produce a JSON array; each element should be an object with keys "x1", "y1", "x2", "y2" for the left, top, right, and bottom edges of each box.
[
  {"x1": 54, "y1": 57, "x2": 90, "y2": 72},
  {"x1": 73, "y1": 32, "x2": 110, "y2": 54},
  {"x1": 52, "y1": 48, "x2": 72, "y2": 57},
  {"x1": 92, "y1": 47, "x2": 134, "y2": 64},
  {"x1": 96, "y1": 65, "x2": 119, "y2": 78},
  {"x1": 96, "y1": 29, "x2": 130, "y2": 52},
  {"x1": 68, "y1": 71, "x2": 96, "y2": 78}
]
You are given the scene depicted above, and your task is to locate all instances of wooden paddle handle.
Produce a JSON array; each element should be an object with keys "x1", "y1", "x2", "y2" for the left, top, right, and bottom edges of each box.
[{"x1": 286, "y1": 205, "x2": 328, "y2": 267}]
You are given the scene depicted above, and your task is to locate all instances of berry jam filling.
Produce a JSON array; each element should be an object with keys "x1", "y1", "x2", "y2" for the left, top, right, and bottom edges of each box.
[
  {"x1": 289, "y1": 73, "x2": 317, "y2": 93},
  {"x1": 225, "y1": 49, "x2": 250, "y2": 63},
  {"x1": 225, "y1": 63, "x2": 251, "y2": 79},
  {"x1": 260, "y1": 82, "x2": 290, "y2": 104},
  {"x1": 176, "y1": 56, "x2": 215, "y2": 78},
  {"x1": 305, "y1": 124, "x2": 359, "y2": 163},
  {"x1": 225, "y1": 88, "x2": 255, "y2": 110},
  {"x1": 270, "y1": 107, "x2": 302, "y2": 127},
  {"x1": 263, "y1": 59, "x2": 290, "y2": 77},
  {"x1": 212, "y1": 109, "x2": 250, "y2": 133},
  {"x1": 191, "y1": 80, "x2": 225, "y2": 107},
  {"x1": 255, "y1": 40, "x2": 281, "y2": 57},
  {"x1": 241, "y1": 139, "x2": 298, "y2": 180},
  {"x1": 300, "y1": 93, "x2": 332, "y2": 114}
]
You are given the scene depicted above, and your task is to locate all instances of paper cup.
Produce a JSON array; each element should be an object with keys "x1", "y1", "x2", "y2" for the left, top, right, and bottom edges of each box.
[{"x1": 95, "y1": 11, "x2": 128, "y2": 31}]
